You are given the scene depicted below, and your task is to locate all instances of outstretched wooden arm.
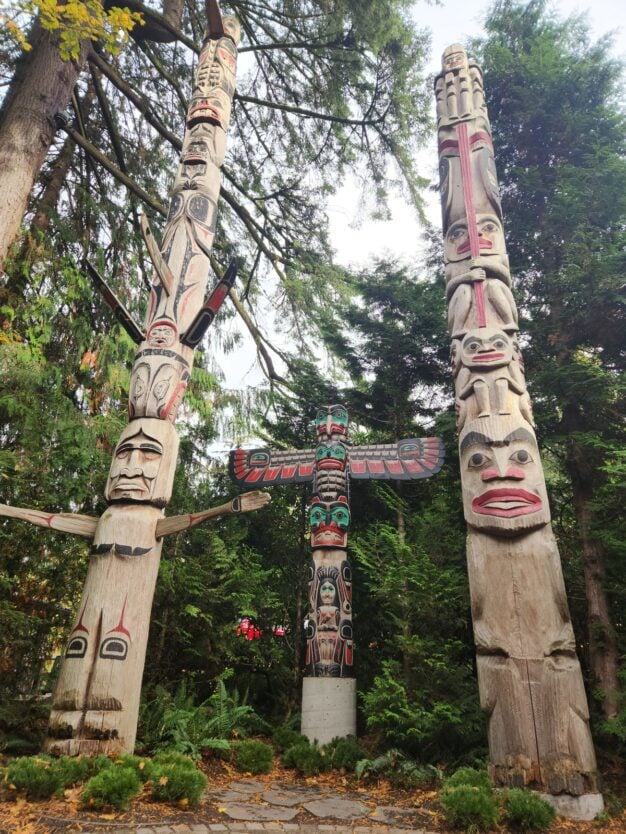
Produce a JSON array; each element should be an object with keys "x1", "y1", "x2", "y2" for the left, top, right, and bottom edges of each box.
[
  {"x1": 0, "y1": 504, "x2": 98, "y2": 539},
  {"x1": 156, "y1": 491, "x2": 271, "y2": 538}
]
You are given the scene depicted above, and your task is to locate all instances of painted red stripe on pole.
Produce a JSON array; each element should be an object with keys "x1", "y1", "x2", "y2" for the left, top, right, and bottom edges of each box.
[
  {"x1": 474, "y1": 278, "x2": 487, "y2": 327},
  {"x1": 457, "y1": 122, "x2": 480, "y2": 259}
]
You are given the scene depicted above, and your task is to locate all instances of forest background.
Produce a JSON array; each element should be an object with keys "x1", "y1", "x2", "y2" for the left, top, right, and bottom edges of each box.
[{"x1": 0, "y1": 0, "x2": 624, "y2": 774}]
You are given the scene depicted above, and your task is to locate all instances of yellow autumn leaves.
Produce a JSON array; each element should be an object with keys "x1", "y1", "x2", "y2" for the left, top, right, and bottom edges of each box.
[{"x1": 3, "y1": 0, "x2": 144, "y2": 59}]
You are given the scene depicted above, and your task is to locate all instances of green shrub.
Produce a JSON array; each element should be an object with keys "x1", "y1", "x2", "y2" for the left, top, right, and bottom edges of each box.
[
  {"x1": 81, "y1": 765, "x2": 142, "y2": 810},
  {"x1": 112, "y1": 754, "x2": 153, "y2": 782},
  {"x1": 272, "y1": 726, "x2": 304, "y2": 752},
  {"x1": 324, "y1": 736, "x2": 363, "y2": 772},
  {"x1": 503, "y1": 789, "x2": 556, "y2": 831},
  {"x1": 51, "y1": 756, "x2": 92, "y2": 787},
  {"x1": 152, "y1": 749, "x2": 197, "y2": 769},
  {"x1": 150, "y1": 760, "x2": 207, "y2": 806},
  {"x1": 5, "y1": 755, "x2": 61, "y2": 800},
  {"x1": 84, "y1": 755, "x2": 114, "y2": 777},
  {"x1": 233, "y1": 739, "x2": 273, "y2": 774},
  {"x1": 282, "y1": 739, "x2": 328, "y2": 776},
  {"x1": 446, "y1": 766, "x2": 492, "y2": 790},
  {"x1": 440, "y1": 784, "x2": 499, "y2": 831}
]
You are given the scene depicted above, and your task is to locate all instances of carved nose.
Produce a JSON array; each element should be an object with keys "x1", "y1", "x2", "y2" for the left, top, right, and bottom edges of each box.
[{"x1": 481, "y1": 465, "x2": 525, "y2": 481}]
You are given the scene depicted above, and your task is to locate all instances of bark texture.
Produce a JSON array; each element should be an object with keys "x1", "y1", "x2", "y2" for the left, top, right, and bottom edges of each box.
[{"x1": 0, "y1": 19, "x2": 87, "y2": 271}]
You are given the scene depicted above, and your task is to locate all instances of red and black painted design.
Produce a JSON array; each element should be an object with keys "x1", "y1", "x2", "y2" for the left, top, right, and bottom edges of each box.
[
  {"x1": 349, "y1": 437, "x2": 445, "y2": 480},
  {"x1": 229, "y1": 447, "x2": 316, "y2": 487},
  {"x1": 181, "y1": 260, "x2": 238, "y2": 347}
]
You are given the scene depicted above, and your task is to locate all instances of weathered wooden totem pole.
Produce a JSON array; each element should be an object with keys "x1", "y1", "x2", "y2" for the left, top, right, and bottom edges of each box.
[
  {"x1": 435, "y1": 46, "x2": 602, "y2": 818},
  {"x1": 0, "y1": 6, "x2": 273, "y2": 756},
  {"x1": 230, "y1": 405, "x2": 444, "y2": 743}
]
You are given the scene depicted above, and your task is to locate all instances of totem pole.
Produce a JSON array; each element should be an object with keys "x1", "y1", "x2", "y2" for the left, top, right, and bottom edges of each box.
[
  {"x1": 435, "y1": 46, "x2": 602, "y2": 817},
  {"x1": 0, "y1": 4, "x2": 273, "y2": 756},
  {"x1": 230, "y1": 405, "x2": 444, "y2": 743}
]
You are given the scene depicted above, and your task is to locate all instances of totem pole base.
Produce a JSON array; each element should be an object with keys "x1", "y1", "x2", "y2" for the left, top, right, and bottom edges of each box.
[
  {"x1": 300, "y1": 677, "x2": 357, "y2": 745},
  {"x1": 539, "y1": 793, "x2": 604, "y2": 821}
]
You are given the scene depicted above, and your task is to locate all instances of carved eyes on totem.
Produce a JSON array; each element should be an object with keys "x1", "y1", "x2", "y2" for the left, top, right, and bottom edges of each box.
[
  {"x1": 447, "y1": 225, "x2": 467, "y2": 244},
  {"x1": 468, "y1": 449, "x2": 533, "y2": 468},
  {"x1": 315, "y1": 444, "x2": 346, "y2": 460},
  {"x1": 479, "y1": 220, "x2": 499, "y2": 235},
  {"x1": 115, "y1": 442, "x2": 162, "y2": 462},
  {"x1": 464, "y1": 335, "x2": 507, "y2": 353},
  {"x1": 249, "y1": 451, "x2": 270, "y2": 467}
]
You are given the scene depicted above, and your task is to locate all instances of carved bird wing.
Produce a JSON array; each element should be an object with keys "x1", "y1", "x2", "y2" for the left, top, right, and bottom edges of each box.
[
  {"x1": 156, "y1": 491, "x2": 270, "y2": 537},
  {"x1": 229, "y1": 447, "x2": 316, "y2": 488},
  {"x1": 0, "y1": 503, "x2": 98, "y2": 539},
  {"x1": 349, "y1": 437, "x2": 445, "y2": 480}
]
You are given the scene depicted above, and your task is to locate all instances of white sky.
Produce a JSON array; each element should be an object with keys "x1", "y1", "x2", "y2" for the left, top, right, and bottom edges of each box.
[{"x1": 215, "y1": 0, "x2": 626, "y2": 394}]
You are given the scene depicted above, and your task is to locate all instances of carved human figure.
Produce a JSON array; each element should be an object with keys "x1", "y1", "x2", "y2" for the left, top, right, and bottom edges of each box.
[
  {"x1": 452, "y1": 329, "x2": 532, "y2": 427},
  {"x1": 447, "y1": 276, "x2": 518, "y2": 337}
]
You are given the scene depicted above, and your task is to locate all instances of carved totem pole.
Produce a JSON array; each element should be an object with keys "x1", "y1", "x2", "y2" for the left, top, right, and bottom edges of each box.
[
  {"x1": 435, "y1": 46, "x2": 602, "y2": 816},
  {"x1": 0, "y1": 6, "x2": 273, "y2": 756},
  {"x1": 230, "y1": 405, "x2": 444, "y2": 743}
]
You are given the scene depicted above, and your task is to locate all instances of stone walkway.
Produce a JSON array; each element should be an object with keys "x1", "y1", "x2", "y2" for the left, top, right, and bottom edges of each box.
[{"x1": 55, "y1": 777, "x2": 435, "y2": 834}]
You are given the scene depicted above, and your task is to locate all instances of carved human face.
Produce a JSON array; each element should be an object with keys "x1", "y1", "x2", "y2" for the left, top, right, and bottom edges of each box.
[
  {"x1": 147, "y1": 320, "x2": 177, "y2": 348},
  {"x1": 309, "y1": 496, "x2": 351, "y2": 548},
  {"x1": 315, "y1": 442, "x2": 347, "y2": 471},
  {"x1": 459, "y1": 417, "x2": 550, "y2": 535},
  {"x1": 461, "y1": 328, "x2": 513, "y2": 370},
  {"x1": 320, "y1": 580, "x2": 337, "y2": 606},
  {"x1": 315, "y1": 404, "x2": 348, "y2": 440},
  {"x1": 106, "y1": 420, "x2": 178, "y2": 507},
  {"x1": 444, "y1": 214, "x2": 505, "y2": 263},
  {"x1": 442, "y1": 44, "x2": 469, "y2": 74}
]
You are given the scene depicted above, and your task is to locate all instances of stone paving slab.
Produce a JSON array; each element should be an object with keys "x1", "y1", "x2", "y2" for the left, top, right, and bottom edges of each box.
[
  {"x1": 228, "y1": 781, "x2": 267, "y2": 794},
  {"x1": 221, "y1": 805, "x2": 299, "y2": 822},
  {"x1": 302, "y1": 798, "x2": 369, "y2": 820},
  {"x1": 261, "y1": 789, "x2": 326, "y2": 807},
  {"x1": 370, "y1": 806, "x2": 424, "y2": 826}
]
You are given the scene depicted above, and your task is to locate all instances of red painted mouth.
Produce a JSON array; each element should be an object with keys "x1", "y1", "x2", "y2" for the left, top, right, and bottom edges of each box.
[
  {"x1": 472, "y1": 352, "x2": 505, "y2": 361},
  {"x1": 457, "y1": 238, "x2": 493, "y2": 255},
  {"x1": 317, "y1": 459, "x2": 345, "y2": 471},
  {"x1": 311, "y1": 528, "x2": 347, "y2": 546},
  {"x1": 472, "y1": 489, "x2": 542, "y2": 517}
]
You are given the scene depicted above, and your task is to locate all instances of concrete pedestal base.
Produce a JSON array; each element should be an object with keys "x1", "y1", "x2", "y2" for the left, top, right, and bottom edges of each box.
[
  {"x1": 539, "y1": 792, "x2": 604, "y2": 821},
  {"x1": 301, "y1": 677, "x2": 357, "y2": 745}
]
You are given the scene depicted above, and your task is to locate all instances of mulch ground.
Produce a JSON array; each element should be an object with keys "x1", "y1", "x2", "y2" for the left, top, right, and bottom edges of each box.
[{"x1": 0, "y1": 756, "x2": 624, "y2": 834}]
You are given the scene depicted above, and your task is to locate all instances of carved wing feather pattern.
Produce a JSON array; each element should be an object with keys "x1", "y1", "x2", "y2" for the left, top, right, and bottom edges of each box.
[
  {"x1": 349, "y1": 437, "x2": 445, "y2": 480},
  {"x1": 229, "y1": 447, "x2": 316, "y2": 488}
]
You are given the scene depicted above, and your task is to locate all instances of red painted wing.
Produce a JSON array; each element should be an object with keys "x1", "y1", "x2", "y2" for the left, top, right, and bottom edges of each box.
[
  {"x1": 229, "y1": 447, "x2": 315, "y2": 488},
  {"x1": 349, "y1": 437, "x2": 445, "y2": 481}
]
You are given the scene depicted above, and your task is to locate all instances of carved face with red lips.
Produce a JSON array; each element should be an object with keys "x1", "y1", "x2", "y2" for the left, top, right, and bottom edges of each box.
[
  {"x1": 461, "y1": 328, "x2": 513, "y2": 370},
  {"x1": 309, "y1": 495, "x2": 350, "y2": 549},
  {"x1": 444, "y1": 214, "x2": 505, "y2": 263},
  {"x1": 459, "y1": 417, "x2": 550, "y2": 535},
  {"x1": 315, "y1": 442, "x2": 347, "y2": 471},
  {"x1": 315, "y1": 405, "x2": 348, "y2": 440}
]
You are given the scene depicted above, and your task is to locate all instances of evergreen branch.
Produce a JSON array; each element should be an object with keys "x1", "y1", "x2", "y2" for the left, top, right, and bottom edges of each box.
[
  {"x1": 55, "y1": 118, "x2": 167, "y2": 217},
  {"x1": 234, "y1": 93, "x2": 385, "y2": 126}
]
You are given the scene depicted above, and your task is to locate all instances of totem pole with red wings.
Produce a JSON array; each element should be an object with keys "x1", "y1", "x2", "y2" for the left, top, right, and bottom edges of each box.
[{"x1": 230, "y1": 405, "x2": 443, "y2": 742}]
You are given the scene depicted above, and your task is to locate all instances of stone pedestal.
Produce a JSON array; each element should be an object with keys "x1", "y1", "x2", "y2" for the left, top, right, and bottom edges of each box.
[
  {"x1": 539, "y1": 792, "x2": 604, "y2": 821},
  {"x1": 300, "y1": 677, "x2": 357, "y2": 744}
]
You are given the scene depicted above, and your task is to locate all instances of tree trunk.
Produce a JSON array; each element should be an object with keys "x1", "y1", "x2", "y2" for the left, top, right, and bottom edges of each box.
[
  {"x1": 568, "y1": 448, "x2": 620, "y2": 721},
  {"x1": 0, "y1": 19, "x2": 87, "y2": 272}
]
